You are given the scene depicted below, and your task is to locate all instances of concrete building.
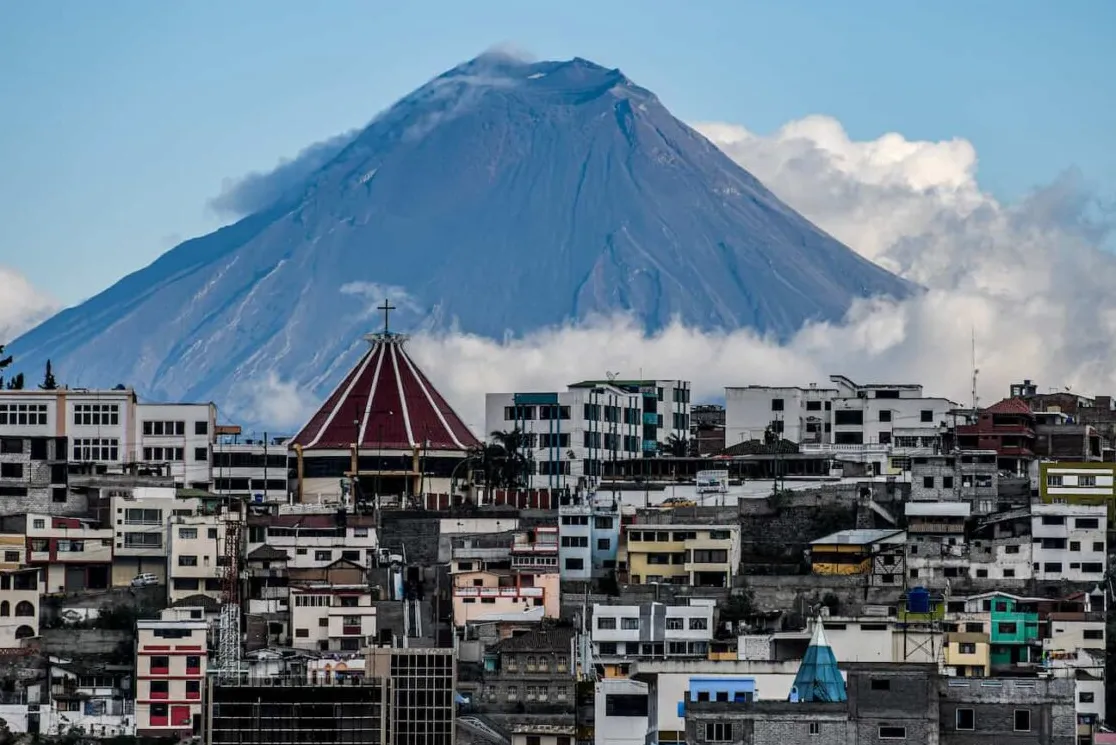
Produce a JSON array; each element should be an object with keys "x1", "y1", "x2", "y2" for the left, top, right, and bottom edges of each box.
[
  {"x1": 136, "y1": 402, "x2": 216, "y2": 489},
  {"x1": 245, "y1": 506, "x2": 378, "y2": 570},
  {"x1": 0, "y1": 432, "x2": 71, "y2": 514},
  {"x1": 909, "y1": 451, "x2": 999, "y2": 513},
  {"x1": 724, "y1": 383, "x2": 839, "y2": 446},
  {"x1": 211, "y1": 434, "x2": 289, "y2": 503},
  {"x1": 109, "y1": 486, "x2": 188, "y2": 587},
  {"x1": 43, "y1": 658, "x2": 133, "y2": 738},
  {"x1": 620, "y1": 524, "x2": 740, "y2": 587},
  {"x1": 0, "y1": 567, "x2": 39, "y2": 648},
  {"x1": 289, "y1": 583, "x2": 377, "y2": 653},
  {"x1": 557, "y1": 492, "x2": 620, "y2": 580},
  {"x1": 484, "y1": 379, "x2": 692, "y2": 489},
  {"x1": 168, "y1": 512, "x2": 229, "y2": 603},
  {"x1": 367, "y1": 646, "x2": 456, "y2": 745},
  {"x1": 594, "y1": 677, "x2": 649, "y2": 745},
  {"x1": 955, "y1": 398, "x2": 1037, "y2": 474},
  {"x1": 808, "y1": 529, "x2": 906, "y2": 586},
  {"x1": 591, "y1": 600, "x2": 715, "y2": 674},
  {"x1": 1038, "y1": 462, "x2": 1116, "y2": 521},
  {"x1": 472, "y1": 625, "x2": 575, "y2": 710},
  {"x1": 9, "y1": 514, "x2": 113, "y2": 592},
  {"x1": 904, "y1": 502, "x2": 973, "y2": 587},
  {"x1": 1031, "y1": 503, "x2": 1107, "y2": 584},
  {"x1": 135, "y1": 605, "x2": 209, "y2": 738}
]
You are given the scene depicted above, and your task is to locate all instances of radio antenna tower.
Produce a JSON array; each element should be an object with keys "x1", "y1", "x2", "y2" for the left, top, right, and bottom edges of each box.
[
  {"x1": 216, "y1": 508, "x2": 244, "y2": 681},
  {"x1": 971, "y1": 328, "x2": 980, "y2": 411}
]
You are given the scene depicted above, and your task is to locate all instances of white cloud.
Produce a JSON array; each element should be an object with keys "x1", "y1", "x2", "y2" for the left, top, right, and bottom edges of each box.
[
  {"x1": 397, "y1": 115, "x2": 1116, "y2": 435},
  {"x1": 0, "y1": 266, "x2": 58, "y2": 343},
  {"x1": 226, "y1": 371, "x2": 319, "y2": 433}
]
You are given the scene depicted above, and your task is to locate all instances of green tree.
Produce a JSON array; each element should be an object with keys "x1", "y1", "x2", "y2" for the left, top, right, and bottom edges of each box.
[
  {"x1": 4, "y1": 373, "x2": 23, "y2": 391},
  {"x1": 39, "y1": 359, "x2": 58, "y2": 390},
  {"x1": 664, "y1": 434, "x2": 691, "y2": 457},
  {"x1": 470, "y1": 429, "x2": 532, "y2": 489}
]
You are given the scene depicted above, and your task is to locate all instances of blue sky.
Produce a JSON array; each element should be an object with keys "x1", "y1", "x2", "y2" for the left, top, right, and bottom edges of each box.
[{"x1": 1, "y1": 0, "x2": 1113, "y2": 307}]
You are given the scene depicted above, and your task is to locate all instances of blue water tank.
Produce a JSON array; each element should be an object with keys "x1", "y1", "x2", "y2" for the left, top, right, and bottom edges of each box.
[{"x1": 907, "y1": 587, "x2": 930, "y2": 614}]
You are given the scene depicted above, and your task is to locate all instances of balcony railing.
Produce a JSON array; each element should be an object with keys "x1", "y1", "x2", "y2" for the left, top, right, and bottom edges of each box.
[{"x1": 454, "y1": 586, "x2": 544, "y2": 599}]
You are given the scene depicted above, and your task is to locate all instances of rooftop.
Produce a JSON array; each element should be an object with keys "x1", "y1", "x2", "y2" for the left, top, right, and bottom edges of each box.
[
  {"x1": 905, "y1": 502, "x2": 971, "y2": 518},
  {"x1": 810, "y1": 529, "x2": 905, "y2": 546}
]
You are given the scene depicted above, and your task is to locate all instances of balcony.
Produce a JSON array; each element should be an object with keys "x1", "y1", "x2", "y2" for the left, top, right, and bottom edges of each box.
[
  {"x1": 454, "y1": 586, "x2": 544, "y2": 599},
  {"x1": 642, "y1": 413, "x2": 659, "y2": 426},
  {"x1": 801, "y1": 443, "x2": 890, "y2": 455}
]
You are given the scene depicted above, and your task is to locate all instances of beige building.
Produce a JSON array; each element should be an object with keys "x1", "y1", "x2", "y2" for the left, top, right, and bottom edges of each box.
[
  {"x1": 0, "y1": 567, "x2": 40, "y2": 648},
  {"x1": 16, "y1": 513, "x2": 113, "y2": 592},
  {"x1": 110, "y1": 486, "x2": 193, "y2": 587},
  {"x1": 135, "y1": 606, "x2": 208, "y2": 738},
  {"x1": 620, "y1": 524, "x2": 741, "y2": 587},
  {"x1": 168, "y1": 513, "x2": 231, "y2": 604},
  {"x1": 289, "y1": 584, "x2": 377, "y2": 653}
]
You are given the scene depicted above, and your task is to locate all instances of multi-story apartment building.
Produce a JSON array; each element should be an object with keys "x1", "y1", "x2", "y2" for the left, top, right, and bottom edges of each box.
[
  {"x1": 725, "y1": 382, "x2": 839, "y2": 445},
  {"x1": 591, "y1": 601, "x2": 715, "y2": 673},
  {"x1": 909, "y1": 451, "x2": 999, "y2": 513},
  {"x1": 211, "y1": 434, "x2": 289, "y2": 503},
  {"x1": 109, "y1": 486, "x2": 189, "y2": 587},
  {"x1": 620, "y1": 524, "x2": 740, "y2": 587},
  {"x1": 1031, "y1": 503, "x2": 1107, "y2": 584},
  {"x1": 1, "y1": 513, "x2": 113, "y2": 592},
  {"x1": 557, "y1": 492, "x2": 620, "y2": 580},
  {"x1": 483, "y1": 379, "x2": 692, "y2": 489},
  {"x1": 0, "y1": 431, "x2": 72, "y2": 513},
  {"x1": 289, "y1": 584, "x2": 377, "y2": 653},
  {"x1": 0, "y1": 567, "x2": 40, "y2": 648},
  {"x1": 168, "y1": 513, "x2": 230, "y2": 603},
  {"x1": 245, "y1": 507, "x2": 378, "y2": 570},
  {"x1": 135, "y1": 605, "x2": 208, "y2": 738},
  {"x1": 1038, "y1": 462, "x2": 1116, "y2": 521},
  {"x1": 0, "y1": 389, "x2": 218, "y2": 490},
  {"x1": 955, "y1": 398, "x2": 1037, "y2": 474},
  {"x1": 473, "y1": 625, "x2": 575, "y2": 710}
]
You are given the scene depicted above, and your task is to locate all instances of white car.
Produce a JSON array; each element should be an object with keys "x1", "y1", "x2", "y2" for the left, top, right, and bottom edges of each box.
[{"x1": 131, "y1": 573, "x2": 158, "y2": 587}]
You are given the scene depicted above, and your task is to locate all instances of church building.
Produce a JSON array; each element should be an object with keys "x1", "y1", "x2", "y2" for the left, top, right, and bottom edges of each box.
[{"x1": 288, "y1": 302, "x2": 480, "y2": 504}]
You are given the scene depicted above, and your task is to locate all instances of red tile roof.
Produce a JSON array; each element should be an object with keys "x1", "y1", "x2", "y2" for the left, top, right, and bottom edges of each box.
[
  {"x1": 291, "y1": 333, "x2": 480, "y2": 452},
  {"x1": 983, "y1": 397, "x2": 1033, "y2": 415}
]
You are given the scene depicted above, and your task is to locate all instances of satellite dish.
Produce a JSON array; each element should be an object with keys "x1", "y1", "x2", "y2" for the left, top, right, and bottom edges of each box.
[{"x1": 606, "y1": 371, "x2": 618, "y2": 383}]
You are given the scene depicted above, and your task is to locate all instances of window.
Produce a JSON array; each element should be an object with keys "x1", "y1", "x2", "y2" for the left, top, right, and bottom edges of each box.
[
  {"x1": 341, "y1": 550, "x2": 360, "y2": 562},
  {"x1": 149, "y1": 680, "x2": 169, "y2": 698},
  {"x1": 597, "y1": 538, "x2": 611, "y2": 551},
  {"x1": 186, "y1": 680, "x2": 201, "y2": 699},
  {"x1": 878, "y1": 409, "x2": 892, "y2": 422},
  {"x1": 879, "y1": 726, "x2": 906, "y2": 739},
  {"x1": 597, "y1": 617, "x2": 616, "y2": 630},
  {"x1": 314, "y1": 550, "x2": 331, "y2": 561},
  {"x1": 959, "y1": 643, "x2": 976, "y2": 654},
  {"x1": 1076, "y1": 517, "x2": 1100, "y2": 530},
  {"x1": 1070, "y1": 541, "x2": 1081, "y2": 551},
  {"x1": 1043, "y1": 563, "x2": 1062, "y2": 574},
  {"x1": 955, "y1": 708, "x2": 974, "y2": 730},
  {"x1": 2, "y1": 551, "x2": 17, "y2": 563},
  {"x1": 771, "y1": 398, "x2": 784, "y2": 411},
  {"x1": 178, "y1": 528, "x2": 197, "y2": 539},
  {"x1": 922, "y1": 476, "x2": 934, "y2": 489},
  {"x1": 1014, "y1": 709, "x2": 1031, "y2": 732},
  {"x1": 125, "y1": 508, "x2": 161, "y2": 525},
  {"x1": 621, "y1": 617, "x2": 640, "y2": 630},
  {"x1": 0, "y1": 404, "x2": 48, "y2": 426},
  {"x1": 193, "y1": 447, "x2": 208, "y2": 462},
  {"x1": 1047, "y1": 474, "x2": 1064, "y2": 486},
  {"x1": 194, "y1": 420, "x2": 208, "y2": 435},
  {"x1": 808, "y1": 722, "x2": 820, "y2": 735},
  {"x1": 834, "y1": 410, "x2": 863, "y2": 426},
  {"x1": 1083, "y1": 629, "x2": 1104, "y2": 640},
  {"x1": 564, "y1": 557, "x2": 584, "y2": 571},
  {"x1": 1079, "y1": 475, "x2": 1097, "y2": 487},
  {"x1": 1080, "y1": 691, "x2": 1095, "y2": 703},
  {"x1": 688, "y1": 617, "x2": 708, "y2": 630},
  {"x1": 186, "y1": 655, "x2": 201, "y2": 673},
  {"x1": 150, "y1": 703, "x2": 168, "y2": 725},
  {"x1": 870, "y1": 678, "x2": 891, "y2": 691},
  {"x1": 72, "y1": 438, "x2": 119, "y2": 462},
  {"x1": 806, "y1": 400, "x2": 822, "y2": 411},
  {"x1": 150, "y1": 655, "x2": 169, "y2": 673},
  {"x1": 704, "y1": 723, "x2": 731, "y2": 742},
  {"x1": 123, "y1": 532, "x2": 162, "y2": 548},
  {"x1": 0, "y1": 463, "x2": 22, "y2": 479},
  {"x1": 1093, "y1": 541, "x2": 1104, "y2": 552},
  {"x1": 920, "y1": 410, "x2": 933, "y2": 423},
  {"x1": 73, "y1": 404, "x2": 119, "y2": 426},
  {"x1": 1082, "y1": 562, "x2": 1104, "y2": 574}
]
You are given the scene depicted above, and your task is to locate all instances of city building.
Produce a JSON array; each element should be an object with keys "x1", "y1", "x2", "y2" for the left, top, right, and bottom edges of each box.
[
  {"x1": 594, "y1": 677, "x2": 650, "y2": 745},
  {"x1": 287, "y1": 326, "x2": 480, "y2": 503},
  {"x1": 366, "y1": 646, "x2": 456, "y2": 745},
  {"x1": 135, "y1": 402, "x2": 216, "y2": 489},
  {"x1": 168, "y1": 512, "x2": 231, "y2": 603},
  {"x1": 44, "y1": 657, "x2": 133, "y2": 737},
  {"x1": 591, "y1": 600, "x2": 715, "y2": 675},
  {"x1": 0, "y1": 567, "x2": 40, "y2": 648},
  {"x1": 109, "y1": 486, "x2": 185, "y2": 586},
  {"x1": 909, "y1": 451, "x2": 999, "y2": 513},
  {"x1": 4, "y1": 513, "x2": 113, "y2": 592},
  {"x1": 557, "y1": 492, "x2": 620, "y2": 580},
  {"x1": 135, "y1": 605, "x2": 209, "y2": 738},
  {"x1": 211, "y1": 432, "x2": 289, "y2": 503},
  {"x1": 620, "y1": 524, "x2": 740, "y2": 587},
  {"x1": 955, "y1": 398, "x2": 1037, "y2": 474},
  {"x1": 808, "y1": 529, "x2": 905, "y2": 585},
  {"x1": 473, "y1": 625, "x2": 575, "y2": 709},
  {"x1": 484, "y1": 379, "x2": 693, "y2": 489},
  {"x1": 0, "y1": 432, "x2": 72, "y2": 513},
  {"x1": 289, "y1": 583, "x2": 377, "y2": 653},
  {"x1": 724, "y1": 382, "x2": 839, "y2": 446},
  {"x1": 1038, "y1": 462, "x2": 1116, "y2": 521},
  {"x1": 245, "y1": 506, "x2": 378, "y2": 570},
  {"x1": 1031, "y1": 503, "x2": 1107, "y2": 584}
]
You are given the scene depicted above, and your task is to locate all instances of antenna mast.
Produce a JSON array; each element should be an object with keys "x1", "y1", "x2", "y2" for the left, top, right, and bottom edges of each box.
[
  {"x1": 216, "y1": 504, "x2": 244, "y2": 681},
  {"x1": 970, "y1": 328, "x2": 980, "y2": 411}
]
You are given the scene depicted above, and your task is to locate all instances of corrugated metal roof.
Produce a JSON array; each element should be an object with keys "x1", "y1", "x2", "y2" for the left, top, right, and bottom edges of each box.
[{"x1": 810, "y1": 529, "x2": 905, "y2": 546}]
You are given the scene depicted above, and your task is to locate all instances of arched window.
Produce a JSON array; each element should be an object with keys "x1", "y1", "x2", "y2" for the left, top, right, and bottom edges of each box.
[
  {"x1": 13, "y1": 625, "x2": 34, "y2": 639},
  {"x1": 14, "y1": 601, "x2": 34, "y2": 617},
  {"x1": 0, "y1": 601, "x2": 9, "y2": 617}
]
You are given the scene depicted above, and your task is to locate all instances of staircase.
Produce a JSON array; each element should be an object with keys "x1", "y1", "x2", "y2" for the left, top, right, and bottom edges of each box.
[{"x1": 457, "y1": 715, "x2": 510, "y2": 745}]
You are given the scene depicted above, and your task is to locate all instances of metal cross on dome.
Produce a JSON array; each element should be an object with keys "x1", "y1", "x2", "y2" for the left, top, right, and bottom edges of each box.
[{"x1": 378, "y1": 299, "x2": 396, "y2": 336}]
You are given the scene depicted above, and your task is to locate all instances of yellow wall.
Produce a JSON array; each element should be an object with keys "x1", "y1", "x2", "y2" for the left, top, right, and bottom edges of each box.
[
  {"x1": 0, "y1": 536, "x2": 25, "y2": 571},
  {"x1": 1038, "y1": 462, "x2": 1116, "y2": 521},
  {"x1": 944, "y1": 638, "x2": 991, "y2": 677},
  {"x1": 625, "y1": 529, "x2": 735, "y2": 584},
  {"x1": 810, "y1": 543, "x2": 871, "y2": 575}
]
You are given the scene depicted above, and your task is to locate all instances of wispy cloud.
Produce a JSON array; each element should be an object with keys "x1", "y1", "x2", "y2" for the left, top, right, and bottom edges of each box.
[{"x1": 0, "y1": 266, "x2": 59, "y2": 343}]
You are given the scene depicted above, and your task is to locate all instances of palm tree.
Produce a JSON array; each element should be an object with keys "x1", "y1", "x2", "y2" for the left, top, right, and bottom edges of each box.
[
  {"x1": 665, "y1": 434, "x2": 690, "y2": 457},
  {"x1": 467, "y1": 429, "x2": 532, "y2": 489}
]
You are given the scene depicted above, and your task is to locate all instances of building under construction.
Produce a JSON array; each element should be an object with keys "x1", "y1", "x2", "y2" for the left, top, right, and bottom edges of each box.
[{"x1": 204, "y1": 647, "x2": 456, "y2": 745}]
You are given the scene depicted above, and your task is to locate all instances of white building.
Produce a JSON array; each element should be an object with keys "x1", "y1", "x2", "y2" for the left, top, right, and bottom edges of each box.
[
  {"x1": 591, "y1": 601, "x2": 715, "y2": 663},
  {"x1": 594, "y1": 677, "x2": 650, "y2": 745},
  {"x1": 289, "y1": 584, "x2": 377, "y2": 653},
  {"x1": 0, "y1": 389, "x2": 218, "y2": 490},
  {"x1": 211, "y1": 434, "x2": 289, "y2": 503},
  {"x1": 558, "y1": 493, "x2": 621, "y2": 580},
  {"x1": 244, "y1": 505, "x2": 378, "y2": 570},
  {"x1": 44, "y1": 657, "x2": 133, "y2": 737},
  {"x1": 0, "y1": 568, "x2": 40, "y2": 648},
  {"x1": 1031, "y1": 503, "x2": 1107, "y2": 583},
  {"x1": 135, "y1": 606, "x2": 208, "y2": 738},
  {"x1": 724, "y1": 383, "x2": 838, "y2": 446},
  {"x1": 484, "y1": 379, "x2": 692, "y2": 490}
]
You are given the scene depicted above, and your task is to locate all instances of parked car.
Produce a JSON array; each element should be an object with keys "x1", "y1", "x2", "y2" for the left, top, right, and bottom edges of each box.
[{"x1": 131, "y1": 573, "x2": 158, "y2": 587}]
